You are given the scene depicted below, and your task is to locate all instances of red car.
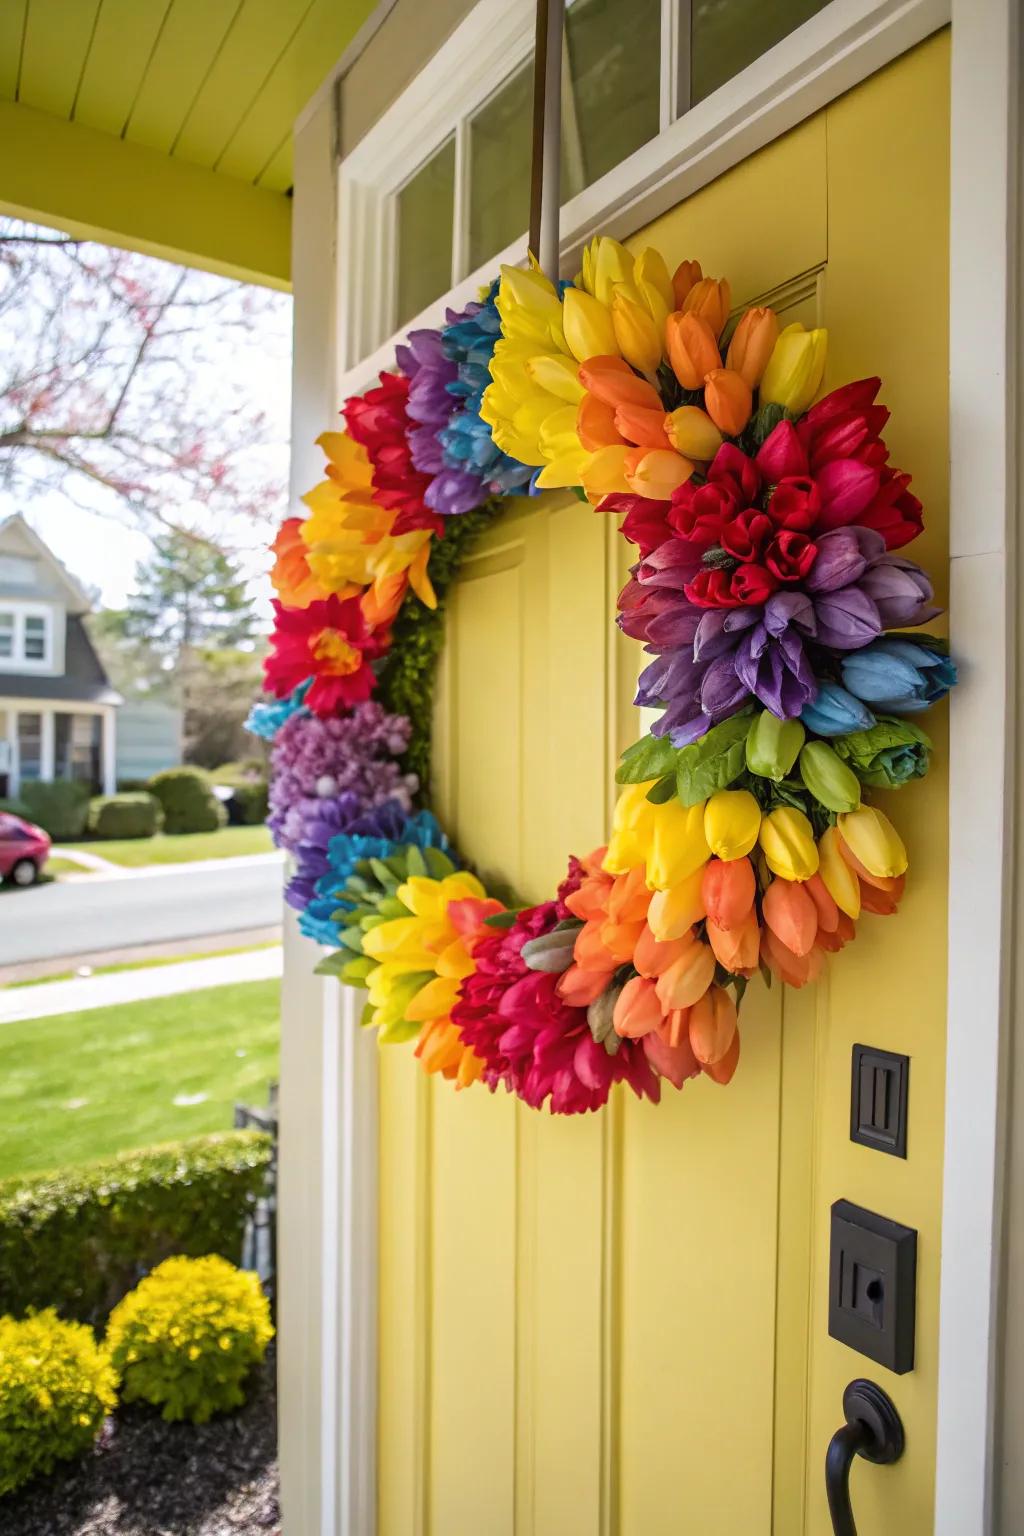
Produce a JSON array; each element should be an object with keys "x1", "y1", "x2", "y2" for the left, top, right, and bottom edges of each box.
[{"x1": 0, "y1": 812, "x2": 51, "y2": 887}]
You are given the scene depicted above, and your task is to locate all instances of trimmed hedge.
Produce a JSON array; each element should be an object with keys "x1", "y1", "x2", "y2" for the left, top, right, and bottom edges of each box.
[
  {"x1": 211, "y1": 763, "x2": 269, "y2": 825},
  {"x1": 0, "y1": 1131, "x2": 272, "y2": 1327},
  {"x1": 88, "y1": 792, "x2": 163, "y2": 839},
  {"x1": 146, "y1": 767, "x2": 226, "y2": 835},
  {"x1": 0, "y1": 798, "x2": 31, "y2": 820},
  {"x1": 16, "y1": 780, "x2": 90, "y2": 840}
]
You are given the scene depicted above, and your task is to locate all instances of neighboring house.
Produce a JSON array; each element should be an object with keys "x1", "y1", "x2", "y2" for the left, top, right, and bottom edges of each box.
[
  {"x1": 115, "y1": 700, "x2": 183, "y2": 785},
  {"x1": 0, "y1": 514, "x2": 120, "y2": 799}
]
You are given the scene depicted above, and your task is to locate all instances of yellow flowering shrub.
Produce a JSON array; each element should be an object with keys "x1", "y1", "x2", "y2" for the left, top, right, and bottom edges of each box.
[
  {"x1": 0, "y1": 1309, "x2": 116, "y2": 1497},
  {"x1": 105, "y1": 1255, "x2": 273, "y2": 1424}
]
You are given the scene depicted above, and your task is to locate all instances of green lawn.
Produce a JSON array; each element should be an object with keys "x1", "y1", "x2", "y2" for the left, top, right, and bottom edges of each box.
[
  {"x1": 0, "y1": 979, "x2": 280, "y2": 1180},
  {"x1": 59, "y1": 823, "x2": 274, "y2": 868}
]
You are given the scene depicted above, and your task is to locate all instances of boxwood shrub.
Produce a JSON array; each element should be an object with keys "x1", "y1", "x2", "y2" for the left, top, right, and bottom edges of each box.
[
  {"x1": 17, "y1": 780, "x2": 90, "y2": 840},
  {"x1": 0, "y1": 1131, "x2": 271, "y2": 1326},
  {"x1": 146, "y1": 767, "x2": 226, "y2": 835},
  {"x1": 0, "y1": 1310, "x2": 116, "y2": 1496},
  {"x1": 87, "y1": 792, "x2": 163, "y2": 839}
]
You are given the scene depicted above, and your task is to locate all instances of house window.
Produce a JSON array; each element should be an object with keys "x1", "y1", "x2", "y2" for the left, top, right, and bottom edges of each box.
[
  {"x1": 17, "y1": 713, "x2": 43, "y2": 783},
  {"x1": 343, "y1": 0, "x2": 837, "y2": 370},
  {"x1": 0, "y1": 606, "x2": 52, "y2": 667},
  {"x1": 55, "y1": 713, "x2": 101, "y2": 789}
]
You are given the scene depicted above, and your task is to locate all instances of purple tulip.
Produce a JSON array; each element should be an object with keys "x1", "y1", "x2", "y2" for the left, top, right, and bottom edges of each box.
[
  {"x1": 425, "y1": 466, "x2": 484, "y2": 515},
  {"x1": 700, "y1": 653, "x2": 752, "y2": 717},
  {"x1": 733, "y1": 624, "x2": 816, "y2": 718},
  {"x1": 813, "y1": 585, "x2": 882, "y2": 649},
  {"x1": 763, "y1": 589, "x2": 817, "y2": 638},
  {"x1": 805, "y1": 526, "x2": 886, "y2": 593},
  {"x1": 859, "y1": 555, "x2": 940, "y2": 627}
]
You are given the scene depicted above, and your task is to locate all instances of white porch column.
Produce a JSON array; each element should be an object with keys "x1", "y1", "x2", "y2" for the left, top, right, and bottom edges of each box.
[
  {"x1": 40, "y1": 709, "x2": 55, "y2": 782},
  {"x1": 102, "y1": 708, "x2": 117, "y2": 794}
]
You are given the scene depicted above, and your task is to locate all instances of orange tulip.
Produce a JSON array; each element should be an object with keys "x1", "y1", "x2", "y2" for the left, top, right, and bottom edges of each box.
[
  {"x1": 815, "y1": 923, "x2": 847, "y2": 954},
  {"x1": 665, "y1": 311, "x2": 721, "y2": 391},
  {"x1": 858, "y1": 875, "x2": 905, "y2": 916},
  {"x1": 704, "y1": 368, "x2": 753, "y2": 435},
  {"x1": 563, "y1": 865, "x2": 613, "y2": 921},
  {"x1": 707, "y1": 910, "x2": 759, "y2": 973},
  {"x1": 805, "y1": 872, "x2": 839, "y2": 934},
  {"x1": 577, "y1": 356, "x2": 662, "y2": 411},
  {"x1": 613, "y1": 975, "x2": 664, "y2": 1039},
  {"x1": 664, "y1": 405, "x2": 724, "y2": 462},
  {"x1": 606, "y1": 864, "x2": 652, "y2": 925},
  {"x1": 688, "y1": 985, "x2": 738, "y2": 1065},
  {"x1": 682, "y1": 277, "x2": 732, "y2": 338},
  {"x1": 624, "y1": 447, "x2": 694, "y2": 498},
  {"x1": 655, "y1": 940, "x2": 717, "y2": 1010},
  {"x1": 633, "y1": 923, "x2": 695, "y2": 979},
  {"x1": 760, "y1": 928, "x2": 824, "y2": 988},
  {"x1": 361, "y1": 570, "x2": 407, "y2": 629},
  {"x1": 701, "y1": 857, "x2": 755, "y2": 929},
  {"x1": 577, "y1": 393, "x2": 624, "y2": 450},
  {"x1": 671, "y1": 259, "x2": 703, "y2": 309},
  {"x1": 557, "y1": 961, "x2": 615, "y2": 1007},
  {"x1": 762, "y1": 877, "x2": 818, "y2": 958},
  {"x1": 644, "y1": 1025, "x2": 699, "y2": 1089},
  {"x1": 703, "y1": 1028, "x2": 740, "y2": 1085},
  {"x1": 655, "y1": 1006, "x2": 691, "y2": 1049},
  {"x1": 725, "y1": 306, "x2": 779, "y2": 388},
  {"x1": 614, "y1": 403, "x2": 672, "y2": 450},
  {"x1": 574, "y1": 921, "x2": 619, "y2": 972}
]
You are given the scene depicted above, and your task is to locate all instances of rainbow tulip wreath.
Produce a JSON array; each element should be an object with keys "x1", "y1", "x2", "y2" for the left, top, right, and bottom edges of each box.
[{"x1": 250, "y1": 236, "x2": 955, "y2": 1115}]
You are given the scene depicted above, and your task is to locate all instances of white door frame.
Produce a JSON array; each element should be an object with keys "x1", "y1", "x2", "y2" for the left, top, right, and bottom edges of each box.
[{"x1": 280, "y1": 1, "x2": 1021, "y2": 1530}]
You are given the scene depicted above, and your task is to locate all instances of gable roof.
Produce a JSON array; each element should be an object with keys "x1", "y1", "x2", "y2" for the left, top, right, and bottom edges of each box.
[
  {"x1": 0, "y1": 614, "x2": 121, "y2": 707},
  {"x1": 0, "y1": 514, "x2": 93, "y2": 614}
]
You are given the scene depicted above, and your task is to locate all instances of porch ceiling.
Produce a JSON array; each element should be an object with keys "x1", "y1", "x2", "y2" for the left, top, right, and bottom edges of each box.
[{"x1": 0, "y1": 0, "x2": 378, "y2": 285}]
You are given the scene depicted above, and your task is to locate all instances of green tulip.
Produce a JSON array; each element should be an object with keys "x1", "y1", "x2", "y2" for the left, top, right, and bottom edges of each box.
[
  {"x1": 799, "y1": 741, "x2": 862, "y2": 814},
  {"x1": 745, "y1": 710, "x2": 805, "y2": 781}
]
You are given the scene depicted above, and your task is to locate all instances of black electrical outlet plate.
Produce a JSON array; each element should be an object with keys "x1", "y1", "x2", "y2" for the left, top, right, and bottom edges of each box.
[
  {"x1": 829, "y1": 1200, "x2": 917, "y2": 1374},
  {"x1": 851, "y1": 1045, "x2": 909, "y2": 1158}
]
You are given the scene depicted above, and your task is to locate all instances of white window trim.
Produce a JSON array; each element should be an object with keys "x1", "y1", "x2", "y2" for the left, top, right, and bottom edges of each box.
[
  {"x1": 336, "y1": 0, "x2": 949, "y2": 403},
  {"x1": 0, "y1": 600, "x2": 58, "y2": 674}
]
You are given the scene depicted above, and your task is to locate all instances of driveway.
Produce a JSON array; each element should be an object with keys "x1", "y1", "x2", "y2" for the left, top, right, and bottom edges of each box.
[{"x1": 0, "y1": 853, "x2": 285, "y2": 968}]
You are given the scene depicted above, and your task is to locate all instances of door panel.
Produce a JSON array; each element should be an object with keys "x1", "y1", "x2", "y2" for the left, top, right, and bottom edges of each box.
[{"x1": 377, "y1": 34, "x2": 950, "y2": 1535}]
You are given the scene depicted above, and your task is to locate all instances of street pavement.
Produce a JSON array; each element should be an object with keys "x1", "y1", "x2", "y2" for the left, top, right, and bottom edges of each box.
[
  {"x1": 0, "y1": 853, "x2": 285, "y2": 969},
  {"x1": 0, "y1": 944, "x2": 283, "y2": 1024}
]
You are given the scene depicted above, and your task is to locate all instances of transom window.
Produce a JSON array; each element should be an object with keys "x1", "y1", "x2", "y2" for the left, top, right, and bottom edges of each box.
[{"x1": 341, "y1": 0, "x2": 829, "y2": 365}]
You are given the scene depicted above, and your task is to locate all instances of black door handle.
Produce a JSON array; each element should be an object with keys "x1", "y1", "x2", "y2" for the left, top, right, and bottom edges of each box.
[{"x1": 825, "y1": 1379, "x2": 904, "y2": 1536}]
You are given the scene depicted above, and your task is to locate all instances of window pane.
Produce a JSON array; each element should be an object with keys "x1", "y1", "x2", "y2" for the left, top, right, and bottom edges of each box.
[
  {"x1": 395, "y1": 138, "x2": 456, "y2": 330},
  {"x1": 691, "y1": 0, "x2": 830, "y2": 105},
  {"x1": 466, "y1": 0, "x2": 662, "y2": 274},
  {"x1": 562, "y1": 0, "x2": 661, "y2": 199},
  {"x1": 468, "y1": 64, "x2": 533, "y2": 273},
  {"x1": 24, "y1": 615, "x2": 46, "y2": 661},
  {"x1": 0, "y1": 613, "x2": 12, "y2": 660},
  {"x1": 17, "y1": 712, "x2": 42, "y2": 782}
]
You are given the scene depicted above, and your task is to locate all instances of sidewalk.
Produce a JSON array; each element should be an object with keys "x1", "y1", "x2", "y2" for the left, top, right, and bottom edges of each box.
[{"x1": 0, "y1": 945, "x2": 283, "y2": 1025}]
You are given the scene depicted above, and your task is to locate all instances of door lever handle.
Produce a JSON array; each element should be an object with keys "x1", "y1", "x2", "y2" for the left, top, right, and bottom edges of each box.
[{"x1": 825, "y1": 1379, "x2": 904, "y2": 1536}]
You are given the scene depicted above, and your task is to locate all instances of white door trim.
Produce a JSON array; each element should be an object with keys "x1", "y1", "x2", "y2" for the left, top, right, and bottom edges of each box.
[{"x1": 936, "y1": 0, "x2": 1021, "y2": 1528}]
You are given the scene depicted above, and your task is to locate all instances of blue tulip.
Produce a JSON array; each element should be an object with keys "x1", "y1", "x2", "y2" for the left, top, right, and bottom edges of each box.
[
  {"x1": 841, "y1": 637, "x2": 957, "y2": 713},
  {"x1": 800, "y1": 681, "x2": 877, "y2": 737},
  {"x1": 245, "y1": 679, "x2": 310, "y2": 740}
]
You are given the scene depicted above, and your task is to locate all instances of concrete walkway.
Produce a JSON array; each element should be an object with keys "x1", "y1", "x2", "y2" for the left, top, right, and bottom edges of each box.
[
  {"x1": 50, "y1": 845, "x2": 122, "y2": 873},
  {"x1": 0, "y1": 945, "x2": 283, "y2": 1025}
]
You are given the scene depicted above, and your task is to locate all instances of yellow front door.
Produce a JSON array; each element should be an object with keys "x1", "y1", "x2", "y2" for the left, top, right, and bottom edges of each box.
[{"x1": 377, "y1": 34, "x2": 950, "y2": 1535}]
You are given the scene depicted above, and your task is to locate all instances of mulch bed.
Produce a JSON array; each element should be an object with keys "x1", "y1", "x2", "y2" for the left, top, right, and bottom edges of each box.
[{"x1": 1, "y1": 1352, "x2": 279, "y2": 1536}]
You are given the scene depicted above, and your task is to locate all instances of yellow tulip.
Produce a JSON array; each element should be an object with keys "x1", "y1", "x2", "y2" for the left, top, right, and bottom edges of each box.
[
  {"x1": 580, "y1": 444, "x2": 632, "y2": 500},
  {"x1": 604, "y1": 782, "x2": 658, "y2": 874},
  {"x1": 623, "y1": 447, "x2": 693, "y2": 499},
  {"x1": 837, "y1": 806, "x2": 909, "y2": 879},
  {"x1": 611, "y1": 288, "x2": 662, "y2": 376},
  {"x1": 634, "y1": 248, "x2": 675, "y2": 313},
  {"x1": 646, "y1": 798, "x2": 711, "y2": 890},
  {"x1": 581, "y1": 235, "x2": 635, "y2": 306},
  {"x1": 562, "y1": 288, "x2": 619, "y2": 362},
  {"x1": 760, "y1": 322, "x2": 829, "y2": 415},
  {"x1": 704, "y1": 789, "x2": 761, "y2": 861},
  {"x1": 818, "y1": 826, "x2": 861, "y2": 919},
  {"x1": 524, "y1": 353, "x2": 586, "y2": 402},
  {"x1": 647, "y1": 867, "x2": 706, "y2": 939},
  {"x1": 758, "y1": 807, "x2": 819, "y2": 881},
  {"x1": 665, "y1": 405, "x2": 724, "y2": 461}
]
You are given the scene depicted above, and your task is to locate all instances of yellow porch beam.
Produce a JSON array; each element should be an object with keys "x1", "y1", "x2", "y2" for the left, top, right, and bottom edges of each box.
[{"x1": 0, "y1": 101, "x2": 292, "y2": 289}]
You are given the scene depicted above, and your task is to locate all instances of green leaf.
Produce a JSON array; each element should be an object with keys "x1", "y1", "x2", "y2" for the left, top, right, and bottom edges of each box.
[
  {"x1": 423, "y1": 846, "x2": 456, "y2": 879},
  {"x1": 369, "y1": 858, "x2": 398, "y2": 888},
  {"x1": 314, "y1": 951, "x2": 349, "y2": 977},
  {"x1": 335, "y1": 926, "x2": 368, "y2": 954},
  {"x1": 616, "y1": 734, "x2": 678, "y2": 785},
  {"x1": 405, "y1": 845, "x2": 428, "y2": 878},
  {"x1": 376, "y1": 897, "x2": 409, "y2": 920},
  {"x1": 484, "y1": 910, "x2": 520, "y2": 928},
  {"x1": 646, "y1": 774, "x2": 677, "y2": 804},
  {"x1": 675, "y1": 714, "x2": 753, "y2": 806}
]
